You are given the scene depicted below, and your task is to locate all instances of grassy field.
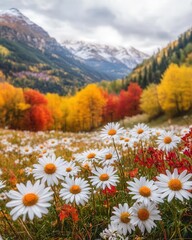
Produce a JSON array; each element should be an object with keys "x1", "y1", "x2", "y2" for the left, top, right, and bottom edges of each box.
[{"x1": 0, "y1": 122, "x2": 191, "y2": 239}]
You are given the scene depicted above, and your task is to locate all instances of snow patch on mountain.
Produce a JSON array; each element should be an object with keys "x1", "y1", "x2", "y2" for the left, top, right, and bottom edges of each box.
[
  {"x1": 62, "y1": 40, "x2": 149, "y2": 69},
  {"x1": 0, "y1": 8, "x2": 34, "y2": 25}
]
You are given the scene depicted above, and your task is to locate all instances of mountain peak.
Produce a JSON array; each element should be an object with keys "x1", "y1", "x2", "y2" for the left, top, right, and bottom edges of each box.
[
  {"x1": 0, "y1": 8, "x2": 35, "y2": 26},
  {"x1": 62, "y1": 40, "x2": 149, "y2": 79}
]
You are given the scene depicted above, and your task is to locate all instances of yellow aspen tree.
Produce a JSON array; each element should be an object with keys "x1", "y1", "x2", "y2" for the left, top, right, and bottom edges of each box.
[
  {"x1": 140, "y1": 84, "x2": 162, "y2": 117},
  {"x1": 157, "y1": 64, "x2": 192, "y2": 116}
]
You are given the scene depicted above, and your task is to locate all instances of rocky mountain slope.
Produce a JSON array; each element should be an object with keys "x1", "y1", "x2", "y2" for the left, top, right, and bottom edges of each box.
[
  {"x1": 0, "y1": 8, "x2": 109, "y2": 94},
  {"x1": 62, "y1": 40, "x2": 149, "y2": 79}
]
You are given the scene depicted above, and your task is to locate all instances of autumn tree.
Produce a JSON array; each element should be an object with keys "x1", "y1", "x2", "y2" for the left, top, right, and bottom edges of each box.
[
  {"x1": 22, "y1": 89, "x2": 53, "y2": 131},
  {"x1": 103, "y1": 93, "x2": 120, "y2": 123},
  {"x1": 67, "y1": 84, "x2": 106, "y2": 131},
  {"x1": 46, "y1": 93, "x2": 70, "y2": 130},
  {"x1": 158, "y1": 64, "x2": 192, "y2": 116},
  {"x1": 140, "y1": 84, "x2": 162, "y2": 118},
  {"x1": 118, "y1": 82, "x2": 142, "y2": 118},
  {"x1": 0, "y1": 83, "x2": 26, "y2": 128}
]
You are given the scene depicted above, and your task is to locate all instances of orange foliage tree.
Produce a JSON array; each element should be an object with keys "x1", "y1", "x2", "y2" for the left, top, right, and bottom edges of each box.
[{"x1": 0, "y1": 82, "x2": 26, "y2": 128}]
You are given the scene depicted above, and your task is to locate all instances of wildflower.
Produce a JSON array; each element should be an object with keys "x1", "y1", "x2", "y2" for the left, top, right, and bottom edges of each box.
[
  {"x1": 76, "y1": 149, "x2": 105, "y2": 163},
  {"x1": 156, "y1": 131, "x2": 180, "y2": 152},
  {"x1": 127, "y1": 177, "x2": 163, "y2": 205},
  {"x1": 33, "y1": 153, "x2": 66, "y2": 186},
  {"x1": 128, "y1": 168, "x2": 138, "y2": 178},
  {"x1": 20, "y1": 146, "x2": 33, "y2": 155},
  {"x1": 63, "y1": 161, "x2": 80, "y2": 177},
  {"x1": 155, "y1": 169, "x2": 192, "y2": 202},
  {"x1": 60, "y1": 177, "x2": 91, "y2": 206},
  {"x1": 99, "y1": 148, "x2": 119, "y2": 166},
  {"x1": 102, "y1": 185, "x2": 117, "y2": 197},
  {"x1": 100, "y1": 122, "x2": 125, "y2": 141},
  {"x1": 110, "y1": 203, "x2": 135, "y2": 235},
  {"x1": 6, "y1": 180, "x2": 53, "y2": 221},
  {"x1": 59, "y1": 204, "x2": 79, "y2": 222},
  {"x1": 47, "y1": 138, "x2": 59, "y2": 147},
  {"x1": 131, "y1": 202, "x2": 161, "y2": 234},
  {"x1": 90, "y1": 166, "x2": 119, "y2": 190},
  {"x1": 100, "y1": 223, "x2": 129, "y2": 240},
  {"x1": 130, "y1": 123, "x2": 151, "y2": 140}
]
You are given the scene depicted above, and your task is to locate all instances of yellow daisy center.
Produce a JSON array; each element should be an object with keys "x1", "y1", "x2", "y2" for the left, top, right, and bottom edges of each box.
[
  {"x1": 137, "y1": 128, "x2": 144, "y2": 134},
  {"x1": 66, "y1": 167, "x2": 72, "y2": 172},
  {"x1": 139, "y1": 186, "x2": 151, "y2": 197},
  {"x1": 120, "y1": 212, "x2": 131, "y2": 223},
  {"x1": 99, "y1": 173, "x2": 109, "y2": 181},
  {"x1": 108, "y1": 129, "x2": 117, "y2": 136},
  {"x1": 124, "y1": 138, "x2": 130, "y2": 142},
  {"x1": 70, "y1": 185, "x2": 81, "y2": 194},
  {"x1": 44, "y1": 163, "x2": 57, "y2": 174},
  {"x1": 164, "y1": 136, "x2": 172, "y2": 144},
  {"x1": 23, "y1": 193, "x2": 38, "y2": 206},
  {"x1": 137, "y1": 208, "x2": 150, "y2": 221},
  {"x1": 105, "y1": 153, "x2": 112, "y2": 160},
  {"x1": 83, "y1": 164, "x2": 91, "y2": 171},
  {"x1": 168, "y1": 179, "x2": 182, "y2": 191},
  {"x1": 120, "y1": 137, "x2": 124, "y2": 140},
  {"x1": 87, "y1": 153, "x2": 96, "y2": 159}
]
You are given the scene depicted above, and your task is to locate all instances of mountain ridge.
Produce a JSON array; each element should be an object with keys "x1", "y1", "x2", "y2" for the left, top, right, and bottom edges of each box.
[
  {"x1": 0, "y1": 8, "x2": 111, "y2": 94},
  {"x1": 62, "y1": 40, "x2": 149, "y2": 79}
]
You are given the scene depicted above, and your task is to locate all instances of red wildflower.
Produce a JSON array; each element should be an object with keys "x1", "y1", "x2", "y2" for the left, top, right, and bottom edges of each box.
[
  {"x1": 129, "y1": 168, "x2": 138, "y2": 178},
  {"x1": 59, "y1": 204, "x2": 79, "y2": 222},
  {"x1": 102, "y1": 185, "x2": 117, "y2": 196}
]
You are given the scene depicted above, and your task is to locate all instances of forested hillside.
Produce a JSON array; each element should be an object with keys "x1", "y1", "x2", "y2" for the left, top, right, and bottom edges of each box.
[{"x1": 125, "y1": 28, "x2": 192, "y2": 88}]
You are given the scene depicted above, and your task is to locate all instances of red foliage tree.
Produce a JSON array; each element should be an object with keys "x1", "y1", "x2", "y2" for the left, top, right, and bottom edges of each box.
[
  {"x1": 103, "y1": 93, "x2": 120, "y2": 122},
  {"x1": 118, "y1": 82, "x2": 142, "y2": 118},
  {"x1": 22, "y1": 89, "x2": 53, "y2": 131}
]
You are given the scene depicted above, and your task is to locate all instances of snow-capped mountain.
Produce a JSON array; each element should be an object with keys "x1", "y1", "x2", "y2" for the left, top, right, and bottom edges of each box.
[
  {"x1": 0, "y1": 8, "x2": 111, "y2": 94},
  {"x1": 62, "y1": 40, "x2": 149, "y2": 79},
  {"x1": 0, "y1": 8, "x2": 34, "y2": 25}
]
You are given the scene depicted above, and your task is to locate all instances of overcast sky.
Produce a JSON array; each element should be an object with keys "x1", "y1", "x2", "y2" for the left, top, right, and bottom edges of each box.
[{"x1": 0, "y1": 0, "x2": 192, "y2": 54}]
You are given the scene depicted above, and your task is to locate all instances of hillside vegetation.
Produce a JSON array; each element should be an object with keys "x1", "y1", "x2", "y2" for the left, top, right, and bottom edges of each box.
[{"x1": 125, "y1": 28, "x2": 192, "y2": 88}]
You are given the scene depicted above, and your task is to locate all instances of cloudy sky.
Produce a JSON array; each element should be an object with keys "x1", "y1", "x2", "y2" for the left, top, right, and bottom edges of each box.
[{"x1": 0, "y1": 0, "x2": 192, "y2": 54}]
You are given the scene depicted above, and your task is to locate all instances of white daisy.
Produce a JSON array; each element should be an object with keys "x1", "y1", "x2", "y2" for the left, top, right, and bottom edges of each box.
[
  {"x1": 110, "y1": 203, "x2": 135, "y2": 235},
  {"x1": 89, "y1": 166, "x2": 119, "y2": 189},
  {"x1": 100, "y1": 223, "x2": 129, "y2": 240},
  {"x1": 33, "y1": 153, "x2": 66, "y2": 186},
  {"x1": 80, "y1": 161, "x2": 93, "y2": 172},
  {"x1": 99, "y1": 148, "x2": 119, "y2": 166},
  {"x1": 156, "y1": 131, "x2": 181, "y2": 152},
  {"x1": 155, "y1": 169, "x2": 192, "y2": 202},
  {"x1": 6, "y1": 180, "x2": 53, "y2": 221},
  {"x1": 46, "y1": 138, "x2": 59, "y2": 148},
  {"x1": 131, "y1": 202, "x2": 161, "y2": 234},
  {"x1": 127, "y1": 177, "x2": 163, "y2": 205},
  {"x1": 76, "y1": 149, "x2": 104, "y2": 163},
  {"x1": 20, "y1": 146, "x2": 33, "y2": 155},
  {"x1": 100, "y1": 122, "x2": 126, "y2": 142},
  {"x1": 130, "y1": 123, "x2": 151, "y2": 140},
  {"x1": 60, "y1": 177, "x2": 91, "y2": 206},
  {"x1": 63, "y1": 161, "x2": 80, "y2": 177}
]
